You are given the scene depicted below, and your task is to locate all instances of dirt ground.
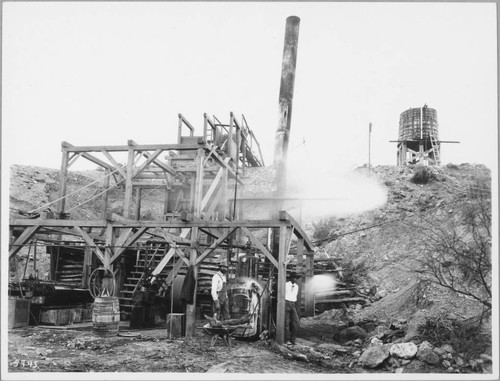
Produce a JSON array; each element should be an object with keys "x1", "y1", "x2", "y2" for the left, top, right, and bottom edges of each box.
[{"x1": 7, "y1": 320, "x2": 361, "y2": 375}]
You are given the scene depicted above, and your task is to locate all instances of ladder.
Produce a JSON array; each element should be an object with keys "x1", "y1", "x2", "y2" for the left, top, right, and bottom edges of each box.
[
  {"x1": 118, "y1": 244, "x2": 171, "y2": 314},
  {"x1": 429, "y1": 135, "x2": 441, "y2": 166}
]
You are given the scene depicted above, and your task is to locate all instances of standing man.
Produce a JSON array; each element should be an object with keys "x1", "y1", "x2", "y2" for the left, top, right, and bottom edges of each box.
[
  {"x1": 211, "y1": 263, "x2": 230, "y2": 321},
  {"x1": 285, "y1": 272, "x2": 300, "y2": 345}
]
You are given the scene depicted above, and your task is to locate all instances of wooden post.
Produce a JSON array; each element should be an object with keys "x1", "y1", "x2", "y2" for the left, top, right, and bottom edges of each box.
[
  {"x1": 123, "y1": 142, "x2": 135, "y2": 218},
  {"x1": 296, "y1": 237, "x2": 304, "y2": 315},
  {"x1": 134, "y1": 187, "x2": 142, "y2": 220},
  {"x1": 82, "y1": 246, "x2": 92, "y2": 288},
  {"x1": 100, "y1": 168, "x2": 110, "y2": 221},
  {"x1": 186, "y1": 149, "x2": 204, "y2": 337},
  {"x1": 103, "y1": 223, "x2": 114, "y2": 295},
  {"x1": 163, "y1": 189, "x2": 170, "y2": 216},
  {"x1": 57, "y1": 148, "x2": 69, "y2": 218},
  {"x1": 276, "y1": 225, "x2": 291, "y2": 344},
  {"x1": 304, "y1": 252, "x2": 315, "y2": 316}
]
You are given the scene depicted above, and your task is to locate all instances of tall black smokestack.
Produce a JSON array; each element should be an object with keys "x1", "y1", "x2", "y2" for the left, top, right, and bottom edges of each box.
[{"x1": 274, "y1": 16, "x2": 300, "y2": 197}]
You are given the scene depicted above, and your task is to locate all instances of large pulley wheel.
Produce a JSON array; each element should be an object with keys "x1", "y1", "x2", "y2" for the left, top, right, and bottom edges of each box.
[
  {"x1": 170, "y1": 275, "x2": 185, "y2": 313},
  {"x1": 89, "y1": 268, "x2": 116, "y2": 299}
]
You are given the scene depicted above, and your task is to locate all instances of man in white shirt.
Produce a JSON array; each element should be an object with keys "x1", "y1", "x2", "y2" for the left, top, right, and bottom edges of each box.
[
  {"x1": 284, "y1": 272, "x2": 300, "y2": 345},
  {"x1": 211, "y1": 263, "x2": 230, "y2": 321}
]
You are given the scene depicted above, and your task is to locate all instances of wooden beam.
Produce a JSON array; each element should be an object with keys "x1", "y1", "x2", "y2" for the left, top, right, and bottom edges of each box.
[
  {"x1": 240, "y1": 226, "x2": 278, "y2": 268},
  {"x1": 186, "y1": 226, "x2": 199, "y2": 338},
  {"x1": 151, "y1": 228, "x2": 191, "y2": 276},
  {"x1": 135, "y1": 149, "x2": 163, "y2": 176},
  {"x1": 205, "y1": 148, "x2": 242, "y2": 184},
  {"x1": 163, "y1": 257, "x2": 186, "y2": 286},
  {"x1": 279, "y1": 211, "x2": 314, "y2": 251},
  {"x1": 79, "y1": 152, "x2": 116, "y2": 172},
  {"x1": 100, "y1": 168, "x2": 111, "y2": 222},
  {"x1": 11, "y1": 218, "x2": 290, "y2": 229},
  {"x1": 110, "y1": 227, "x2": 149, "y2": 264},
  {"x1": 276, "y1": 225, "x2": 292, "y2": 345},
  {"x1": 139, "y1": 150, "x2": 177, "y2": 176},
  {"x1": 200, "y1": 167, "x2": 223, "y2": 211},
  {"x1": 304, "y1": 252, "x2": 315, "y2": 316},
  {"x1": 61, "y1": 141, "x2": 202, "y2": 153},
  {"x1": 195, "y1": 227, "x2": 237, "y2": 265},
  {"x1": 101, "y1": 150, "x2": 127, "y2": 178},
  {"x1": 193, "y1": 148, "x2": 205, "y2": 217},
  {"x1": 158, "y1": 228, "x2": 191, "y2": 245},
  {"x1": 203, "y1": 187, "x2": 224, "y2": 220},
  {"x1": 158, "y1": 230, "x2": 190, "y2": 266},
  {"x1": 57, "y1": 150, "x2": 69, "y2": 217},
  {"x1": 8, "y1": 226, "x2": 41, "y2": 259},
  {"x1": 73, "y1": 226, "x2": 106, "y2": 264}
]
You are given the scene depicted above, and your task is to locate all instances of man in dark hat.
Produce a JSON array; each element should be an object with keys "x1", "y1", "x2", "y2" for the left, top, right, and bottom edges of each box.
[
  {"x1": 284, "y1": 272, "x2": 300, "y2": 345},
  {"x1": 211, "y1": 263, "x2": 230, "y2": 321}
]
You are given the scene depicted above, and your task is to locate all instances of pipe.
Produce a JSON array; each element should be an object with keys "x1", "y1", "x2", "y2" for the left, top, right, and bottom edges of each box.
[{"x1": 273, "y1": 16, "x2": 300, "y2": 197}]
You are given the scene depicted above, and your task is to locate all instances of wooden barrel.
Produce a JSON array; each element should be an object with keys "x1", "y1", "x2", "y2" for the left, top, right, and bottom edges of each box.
[{"x1": 92, "y1": 297, "x2": 120, "y2": 336}]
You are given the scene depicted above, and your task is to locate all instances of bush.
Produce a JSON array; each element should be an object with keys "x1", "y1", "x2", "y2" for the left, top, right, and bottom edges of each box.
[
  {"x1": 339, "y1": 257, "x2": 368, "y2": 285},
  {"x1": 311, "y1": 217, "x2": 338, "y2": 241},
  {"x1": 418, "y1": 312, "x2": 490, "y2": 359},
  {"x1": 411, "y1": 166, "x2": 433, "y2": 184}
]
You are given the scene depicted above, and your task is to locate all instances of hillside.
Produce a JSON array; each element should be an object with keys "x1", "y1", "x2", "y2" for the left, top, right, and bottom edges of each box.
[{"x1": 8, "y1": 162, "x2": 493, "y2": 374}]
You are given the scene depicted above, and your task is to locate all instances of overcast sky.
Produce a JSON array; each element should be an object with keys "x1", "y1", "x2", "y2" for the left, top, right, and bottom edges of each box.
[{"x1": 2, "y1": 2, "x2": 498, "y2": 173}]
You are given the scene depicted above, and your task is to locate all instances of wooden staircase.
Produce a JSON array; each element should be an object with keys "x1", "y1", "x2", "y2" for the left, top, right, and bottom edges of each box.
[{"x1": 118, "y1": 244, "x2": 171, "y2": 314}]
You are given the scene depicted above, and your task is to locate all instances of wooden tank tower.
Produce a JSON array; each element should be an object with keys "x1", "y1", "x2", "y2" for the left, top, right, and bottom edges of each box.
[{"x1": 395, "y1": 105, "x2": 441, "y2": 166}]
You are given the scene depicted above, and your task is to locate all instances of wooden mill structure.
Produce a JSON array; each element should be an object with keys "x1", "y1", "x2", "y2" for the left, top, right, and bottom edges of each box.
[{"x1": 9, "y1": 112, "x2": 315, "y2": 343}]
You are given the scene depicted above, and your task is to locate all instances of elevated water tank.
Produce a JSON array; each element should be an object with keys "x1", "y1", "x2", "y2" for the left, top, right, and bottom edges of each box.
[{"x1": 398, "y1": 106, "x2": 439, "y2": 141}]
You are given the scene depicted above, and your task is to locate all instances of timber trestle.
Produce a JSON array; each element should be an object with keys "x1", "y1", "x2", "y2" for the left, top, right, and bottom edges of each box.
[{"x1": 9, "y1": 113, "x2": 315, "y2": 344}]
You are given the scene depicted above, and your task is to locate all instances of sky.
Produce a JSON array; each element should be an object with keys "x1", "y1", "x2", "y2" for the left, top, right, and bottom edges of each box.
[{"x1": 2, "y1": 1, "x2": 498, "y2": 174}]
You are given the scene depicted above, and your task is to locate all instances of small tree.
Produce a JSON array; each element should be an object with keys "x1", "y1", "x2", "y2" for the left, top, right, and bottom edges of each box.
[{"x1": 412, "y1": 179, "x2": 492, "y2": 310}]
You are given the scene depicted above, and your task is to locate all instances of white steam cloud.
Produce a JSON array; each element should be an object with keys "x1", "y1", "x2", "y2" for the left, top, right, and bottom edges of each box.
[{"x1": 284, "y1": 157, "x2": 387, "y2": 222}]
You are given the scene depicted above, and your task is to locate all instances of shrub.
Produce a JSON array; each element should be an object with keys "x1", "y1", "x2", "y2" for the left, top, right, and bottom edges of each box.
[
  {"x1": 418, "y1": 312, "x2": 490, "y2": 359},
  {"x1": 339, "y1": 257, "x2": 368, "y2": 285},
  {"x1": 411, "y1": 166, "x2": 433, "y2": 184},
  {"x1": 311, "y1": 217, "x2": 338, "y2": 242}
]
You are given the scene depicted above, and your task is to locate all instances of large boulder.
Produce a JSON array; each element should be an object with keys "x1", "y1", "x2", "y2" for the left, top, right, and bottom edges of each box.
[
  {"x1": 416, "y1": 348, "x2": 440, "y2": 365},
  {"x1": 358, "y1": 345, "x2": 390, "y2": 368},
  {"x1": 334, "y1": 326, "x2": 368, "y2": 342},
  {"x1": 390, "y1": 342, "x2": 418, "y2": 359}
]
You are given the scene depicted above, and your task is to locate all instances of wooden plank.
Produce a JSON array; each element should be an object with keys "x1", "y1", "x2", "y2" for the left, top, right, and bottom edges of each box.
[
  {"x1": 186, "y1": 226, "x2": 199, "y2": 337},
  {"x1": 158, "y1": 230, "x2": 190, "y2": 266},
  {"x1": 73, "y1": 226, "x2": 106, "y2": 264},
  {"x1": 279, "y1": 211, "x2": 314, "y2": 251},
  {"x1": 57, "y1": 150, "x2": 69, "y2": 216},
  {"x1": 123, "y1": 144, "x2": 135, "y2": 219},
  {"x1": 203, "y1": 186, "x2": 224, "y2": 220},
  {"x1": 61, "y1": 141, "x2": 202, "y2": 152},
  {"x1": 110, "y1": 227, "x2": 149, "y2": 264},
  {"x1": 100, "y1": 150, "x2": 127, "y2": 178},
  {"x1": 195, "y1": 227, "x2": 237, "y2": 265},
  {"x1": 159, "y1": 228, "x2": 191, "y2": 245},
  {"x1": 8, "y1": 226, "x2": 41, "y2": 258},
  {"x1": 240, "y1": 226, "x2": 278, "y2": 268},
  {"x1": 163, "y1": 257, "x2": 186, "y2": 286},
  {"x1": 276, "y1": 225, "x2": 292, "y2": 345},
  {"x1": 139, "y1": 150, "x2": 177, "y2": 176},
  {"x1": 151, "y1": 228, "x2": 191, "y2": 276},
  {"x1": 200, "y1": 167, "x2": 223, "y2": 211},
  {"x1": 11, "y1": 218, "x2": 289, "y2": 229},
  {"x1": 135, "y1": 149, "x2": 163, "y2": 176},
  {"x1": 100, "y1": 168, "x2": 111, "y2": 222}
]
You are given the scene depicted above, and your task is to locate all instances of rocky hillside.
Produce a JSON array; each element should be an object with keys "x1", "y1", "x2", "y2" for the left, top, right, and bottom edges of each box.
[
  {"x1": 8, "y1": 162, "x2": 493, "y2": 373},
  {"x1": 10, "y1": 162, "x2": 491, "y2": 323}
]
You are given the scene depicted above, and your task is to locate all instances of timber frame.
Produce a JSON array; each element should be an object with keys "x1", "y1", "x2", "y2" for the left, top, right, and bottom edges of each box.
[{"x1": 9, "y1": 113, "x2": 315, "y2": 345}]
